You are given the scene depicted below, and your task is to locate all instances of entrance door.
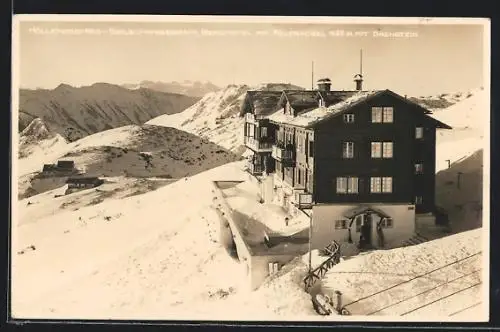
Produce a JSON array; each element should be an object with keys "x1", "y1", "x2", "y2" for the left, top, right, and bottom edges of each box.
[{"x1": 360, "y1": 213, "x2": 372, "y2": 247}]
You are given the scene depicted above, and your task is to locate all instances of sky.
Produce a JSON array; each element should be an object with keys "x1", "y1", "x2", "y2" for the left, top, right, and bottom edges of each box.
[{"x1": 16, "y1": 18, "x2": 487, "y2": 97}]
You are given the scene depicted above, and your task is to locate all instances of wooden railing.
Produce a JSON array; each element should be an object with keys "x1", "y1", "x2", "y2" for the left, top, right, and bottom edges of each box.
[{"x1": 303, "y1": 241, "x2": 341, "y2": 292}]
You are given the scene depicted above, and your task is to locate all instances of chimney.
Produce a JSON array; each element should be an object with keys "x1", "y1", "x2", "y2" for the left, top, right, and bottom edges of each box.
[
  {"x1": 317, "y1": 78, "x2": 331, "y2": 92},
  {"x1": 354, "y1": 74, "x2": 363, "y2": 91}
]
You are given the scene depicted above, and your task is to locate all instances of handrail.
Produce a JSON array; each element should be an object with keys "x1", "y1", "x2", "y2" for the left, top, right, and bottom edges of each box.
[{"x1": 303, "y1": 241, "x2": 341, "y2": 291}]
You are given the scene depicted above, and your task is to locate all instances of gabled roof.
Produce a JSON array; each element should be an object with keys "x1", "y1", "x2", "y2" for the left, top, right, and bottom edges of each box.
[
  {"x1": 278, "y1": 90, "x2": 321, "y2": 113},
  {"x1": 269, "y1": 90, "x2": 381, "y2": 127},
  {"x1": 268, "y1": 89, "x2": 453, "y2": 129},
  {"x1": 240, "y1": 90, "x2": 283, "y2": 117}
]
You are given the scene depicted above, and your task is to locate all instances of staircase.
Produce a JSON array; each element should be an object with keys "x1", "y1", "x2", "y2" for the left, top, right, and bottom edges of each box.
[{"x1": 401, "y1": 232, "x2": 430, "y2": 247}]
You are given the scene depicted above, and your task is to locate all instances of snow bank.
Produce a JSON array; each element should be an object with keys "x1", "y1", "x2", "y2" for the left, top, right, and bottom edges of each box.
[
  {"x1": 12, "y1": 160, "x2": 317, "y2": 320},
  {"x1": 321, "y1": 228, "x2": 485, "y2": 319},
  {"x1": 223, "y1": 180, "x2": 309, "y2": 235}
]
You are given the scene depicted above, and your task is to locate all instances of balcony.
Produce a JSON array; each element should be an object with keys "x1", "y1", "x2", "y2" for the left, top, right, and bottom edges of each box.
[
  {"x1": 294, "y1": 191, "x2": 313, "y2": 209},
  {"x1": 244, "y1": 136, "x2": 273, "y2": 152},
  {"x1": 246, "y1": 162, "x2": 264, "y2": 176},
  {"x1": 245, "y1": 112, "x2": 256, "y2": 124},
  {"x1": 272, "y1": 144, "x2": 296, "y2": 166}
]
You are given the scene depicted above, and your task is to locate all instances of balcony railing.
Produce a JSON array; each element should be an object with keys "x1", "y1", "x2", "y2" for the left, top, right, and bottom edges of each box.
[
  {"x1": 272, "y1": 144, "x2": 295, "y2": 166},
  {"x1": 246, "y1": 162, "x2": 264, "y2": 175},
  {"x1": 244, "y1": 136, "x2": 273, "y2": 151}
]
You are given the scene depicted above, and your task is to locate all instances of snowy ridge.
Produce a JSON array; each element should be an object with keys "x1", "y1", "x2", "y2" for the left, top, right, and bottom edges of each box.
[
  {"x1": 18, "y1": 118, "x2": 69, "y2": 161},
  {"x1": 121, "y1": 80, "x2": 220, "y2": 97},
  {"x1": 147, "y1": 83, "x2": 303, "y2": 154}
]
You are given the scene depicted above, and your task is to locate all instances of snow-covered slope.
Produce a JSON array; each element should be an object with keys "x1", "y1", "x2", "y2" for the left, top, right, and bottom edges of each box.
[
  {"x1": 12, "y1": 161, "x2": 313, "y2": 320},
  {"x1": 321, "y1": 228, "x2": 484, "y2": 320},
  {"x1": 432, "y1": 88, "x2": 487, "y2": 172},
  {"x1": 410, "y1": 88, "x2": 480, "y2": 112},
  {"x1": 12, "y1": 159, "x2": 486, "y2": 320},
  {"x1": 147, "y1": 83, "x2": 304, "y2": 154},
  {"x1": 18, "y1": 118, "x2": 68, "y2": 160},
  {"x1": 18, "y1": 124, "x2": 239, "y2": 177},
  {"x1": 17, "y1": 124, "x2": 241, "y2": 199}
]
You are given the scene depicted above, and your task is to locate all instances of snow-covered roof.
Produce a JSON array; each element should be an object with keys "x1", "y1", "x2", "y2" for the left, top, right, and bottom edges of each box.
[
  {"x1": 318, "y1": 90, "x2": 359, "y2": 107},
  {"x1": 269, "y1": 90, "x2": 382, "y2": 128},
  {"x1": 280, "y1": 90, "x2": 320, "y2": 112},
  {"x1": 268, "y1": 89, "x2": 453, "y2": 129},
  {"x1": 240, "y1": 90, "x2": 283, "y2": 116}
]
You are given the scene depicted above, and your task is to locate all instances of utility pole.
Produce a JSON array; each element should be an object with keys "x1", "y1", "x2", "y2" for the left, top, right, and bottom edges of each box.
[
  {"x1": 360, "y1": 49, "x2": 363, "y2": 76},
  {"x1": 308, "y1": 211, "x2": 312, "y2": 273}
]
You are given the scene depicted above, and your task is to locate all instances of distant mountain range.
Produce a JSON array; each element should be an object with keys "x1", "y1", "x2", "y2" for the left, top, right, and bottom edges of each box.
[
  {"x1": 121, "y1": 80, "x2": 220, "y2": 98},
  {"x1": 18, "y1": 83, "x2": 199, "y2": 142}
]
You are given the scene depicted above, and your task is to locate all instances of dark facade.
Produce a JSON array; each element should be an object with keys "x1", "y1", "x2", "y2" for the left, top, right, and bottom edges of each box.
[
  {"x1": 311, "y1": 92, "x2": 445, "y2": 213},
  {"x1": 41, "y1": 160, "x2": 77, "y2": 174},
  {"x1": 241, "y1": 82, "x2": 451, "y2": 214}
]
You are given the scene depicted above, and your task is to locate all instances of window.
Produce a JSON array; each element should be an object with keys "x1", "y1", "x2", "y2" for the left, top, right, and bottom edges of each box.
[
  {"x1": 383, "y1": 107, "x2": 394, "y2": 123},
  {"x1": 260, "y1": 127, "x2": 268, "y2": 138},
  {"x1": 319, "y1": 99, "x2": 324, "y2": 107},
  {"x1": 370, "y1": 177, "x2": 381, "y2": 193},
  {"x1": 372, "y1": 107, "x2": 393, "y2": 123},
  {"x1": 371, "y1": 107, "x2": 383, "y2": 123},
  {"x1": 334, "y1": 219, "x2": 348, "y2": 230},
  {"x1": 344, "y1": 113, "x2": 355, "y2": 123},
  {"x1": 415, "y1": 163, "x2": 424, "y2": 174},
  {"x1": 416, "y1": 127, "x2": 424, "y2": 139},
  {"x1": 297, "y1": 134, "x2": 303, "y2": 153},
  {"x1": 370, "y1": 177, "x2": 393, "y2": 193},
  {"x1": 380, "y1": 217, "x2": 393, "y2": 228},
  {"x1": 249, "y1": 125, "x2": 255, "y2": 137},
  {"x1": 382, "y1": 177, "x2": 393, "y2": 193},
  {"x1": 415, "y1": 196, "x2": 423, "y2": 205},
  {"x1": 371, "y1": 142, "x2": 382, "y2": 158},
  {"x1": 371, "y1": 142, "x2": 393, "y2": 158},
  {"x1": 309, "y1": 141, "x2": 314, "y2": 157},
  {"x1": 336, "y1": 177, "x2": 359, "y2": 194},
  {"x1": 382, "y1": 142, "x2": 393, "y2": 158},
  {"x1": 342, "y1": 142, "x2": 354, "y2": 158}
]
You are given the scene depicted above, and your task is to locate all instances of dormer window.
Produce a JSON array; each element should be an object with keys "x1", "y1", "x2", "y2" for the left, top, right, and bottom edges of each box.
[{"x1": 284, "y1": 101, "x2": 291, "y2": 115}]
